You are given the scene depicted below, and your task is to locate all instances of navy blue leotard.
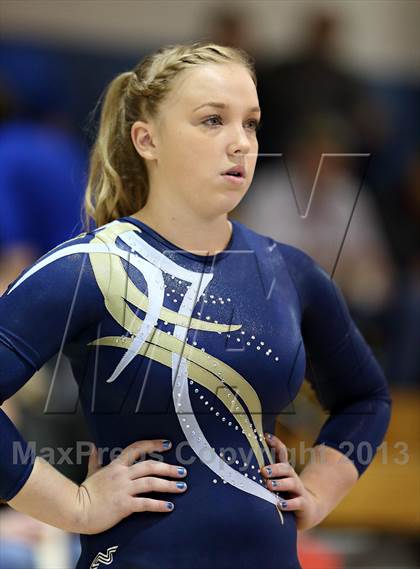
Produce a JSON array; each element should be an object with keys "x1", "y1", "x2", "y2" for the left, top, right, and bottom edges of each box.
[{"x1": 0, "y1": 217, "x2": 391, "y2": 569}]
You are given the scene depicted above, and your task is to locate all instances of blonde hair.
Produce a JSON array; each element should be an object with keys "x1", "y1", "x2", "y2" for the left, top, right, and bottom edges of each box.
[{"x1": 83, "y1": 41, "x2": 257, "y2": 229}]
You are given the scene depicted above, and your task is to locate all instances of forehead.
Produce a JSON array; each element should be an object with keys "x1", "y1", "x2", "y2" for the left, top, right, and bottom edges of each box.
[{"x1": 166, "y1": 63, "x2": 258, "y2": 111}]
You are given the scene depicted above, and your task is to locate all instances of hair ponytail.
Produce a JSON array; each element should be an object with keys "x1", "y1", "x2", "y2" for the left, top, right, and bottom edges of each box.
[
  {"x1": 83, "y1": 41, "x2": 256, "y2": 230},
  {"x1": 84, "y1": 71, "x2": 149, "y2": 229}
]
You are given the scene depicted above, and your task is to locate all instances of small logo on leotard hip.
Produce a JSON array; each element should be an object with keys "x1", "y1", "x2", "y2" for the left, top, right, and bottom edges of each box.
[{"x1": 89, "y1": 545, "x2": 119, "y2": 568}]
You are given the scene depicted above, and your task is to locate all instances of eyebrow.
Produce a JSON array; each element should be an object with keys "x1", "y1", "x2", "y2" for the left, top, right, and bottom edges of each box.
[{"x1": 193, "y1": 102, "x2": 261, "y2": 113}]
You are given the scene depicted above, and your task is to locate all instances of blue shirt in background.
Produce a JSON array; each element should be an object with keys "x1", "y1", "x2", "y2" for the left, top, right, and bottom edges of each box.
[{"x1": 0, "y1": 121, "x2": 87, "y2": 255}]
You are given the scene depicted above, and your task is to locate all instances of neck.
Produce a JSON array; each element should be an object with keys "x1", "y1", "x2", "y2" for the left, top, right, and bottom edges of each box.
[{"x1": 131, "y1": 198, "x2": 232, "y2": 256}]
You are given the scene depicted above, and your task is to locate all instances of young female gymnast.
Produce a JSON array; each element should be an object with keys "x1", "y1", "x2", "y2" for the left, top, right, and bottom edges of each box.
[{"x1": 0, "y1": 42, "x2": 391, "y2": 568}]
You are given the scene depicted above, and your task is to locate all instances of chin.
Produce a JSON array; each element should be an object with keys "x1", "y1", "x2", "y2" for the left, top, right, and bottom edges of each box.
[
  {"x1": 215, "y1": 193, "x2": 246, "y2": 217},
  {"x1": 193, "y1": 180, "x2": 249, "y2": 217}
]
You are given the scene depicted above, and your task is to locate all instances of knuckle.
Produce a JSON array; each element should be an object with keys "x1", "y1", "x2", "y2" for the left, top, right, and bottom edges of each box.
[
  {"x1": 144, "y1": 498, "x2": 156, "y2": 511},
  {"x1": 126, "y1": 448, "x2": 139, "y2": 462},
  {"x1": 112, "y1": 461, "x2": 125, "y2": 472},
  {"x1": 126, "y1": 442, "x2": 141, "y2": 456},
  {"x1": 133, "y1": 497, "x2": 146, "y2": 511},
  {"x1": 110, "y1": 466, "x2": 124, "y2": 482},
  {"x1": 143, "y1": 477, "x2": 154, "y2": 492},
  {"x1": 142, "y1": 459, "x2": 155, "y2": 471},
  {"x1": 286, "y1": 479, "x2": 295, "y2": 491}
]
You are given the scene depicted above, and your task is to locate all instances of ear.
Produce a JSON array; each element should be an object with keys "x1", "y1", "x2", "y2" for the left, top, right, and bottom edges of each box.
[{"x1": 131, "y1": 120, "x2": 157, "y2": 161}]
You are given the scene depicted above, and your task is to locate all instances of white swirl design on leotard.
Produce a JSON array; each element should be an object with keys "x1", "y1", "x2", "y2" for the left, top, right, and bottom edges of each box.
[{"x1": 8, "y1": 220, "x2": 284, "y2": 524}]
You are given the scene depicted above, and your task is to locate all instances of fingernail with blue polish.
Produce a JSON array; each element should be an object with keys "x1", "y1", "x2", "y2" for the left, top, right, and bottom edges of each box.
[
  {"x1": 265, "y1": 466, "x2": 272, "y2": 476},
  {"x1": 166, "y1": 502, "x2": 174, "y2": 510},
  {"x1": 272, "y1": 480, "x2": 277, "y2": 487},
  {"x1": 176, "y1": 482, "x2": 187, "y2": 489},
  {"x1": 280, "y1": 501, "x2": 288, "y2": 509},
  {"x1": 177, "y1": 467, "x2": 186, "y2": 476},
  {"x1": 162, "y1": 440, "x2": 171, "y2": 448}
]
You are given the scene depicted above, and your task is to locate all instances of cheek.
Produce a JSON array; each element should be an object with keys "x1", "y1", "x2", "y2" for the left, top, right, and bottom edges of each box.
[
  {"x1": 170, "y1": 137, "x2": 206, "y2": 173},
  {"x1": 159, "y1": 126, "x2": 194, "y2": 165}
]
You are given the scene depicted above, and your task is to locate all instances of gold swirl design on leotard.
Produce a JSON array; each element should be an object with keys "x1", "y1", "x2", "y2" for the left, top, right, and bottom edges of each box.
[
  {"x1": 4, "y1": 219, "x2": 283, "y2": 523},
  {"x1": 88, "y1": 222, "x2": 274, "y2": 471}
]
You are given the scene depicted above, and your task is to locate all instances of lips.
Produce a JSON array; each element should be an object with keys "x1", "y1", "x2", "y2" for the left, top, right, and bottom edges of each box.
[{"x1": 222, "y1": 165, "x2": 245, "y2": 178}]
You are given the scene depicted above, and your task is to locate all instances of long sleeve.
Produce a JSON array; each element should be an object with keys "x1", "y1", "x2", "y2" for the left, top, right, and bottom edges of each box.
[
  {"x1": 0, "y1": 236, "x2": 104, "y2": 500},
  {"x1": 280, "y1": 243, "x2": 392, "y2": 478}
]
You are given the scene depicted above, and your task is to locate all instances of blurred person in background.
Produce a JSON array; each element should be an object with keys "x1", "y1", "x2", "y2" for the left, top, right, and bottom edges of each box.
[
  {"x1": 377, "y1": 149, "x2": 420, "y2": 385},
  {"x1": 0, "y1": 50, "x2": 87, "y2": 294},
  {"x1": 0, "y1": 53, "x2": 88, "y2": 568},
  {"x1": 233, "y1": 115, "x2": 396, "y2": 317},
  {"x1": 257, "y1": 9, "x2": 386, "y2": 167},
  {"x1": 204, "y1": 5, "x2": 259, "y2": 60},
  {"x1": 0, "y1": 41, "x2": 391, "y2": 569},
  {"x1": 232, "y1": 114, "x2": 399, "y2": 462}
]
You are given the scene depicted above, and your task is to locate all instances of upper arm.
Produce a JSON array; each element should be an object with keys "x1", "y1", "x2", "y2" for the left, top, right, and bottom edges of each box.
[
  {"x1": 0, "y1": 238, "x2": 105, "y2": 403},
  {"x1": 0, "y1": 234, "x2": 107, "y2": 500}
]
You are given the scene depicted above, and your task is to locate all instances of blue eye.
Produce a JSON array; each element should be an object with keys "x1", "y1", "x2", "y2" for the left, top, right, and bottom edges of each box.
[
  {"x1": 202, "y1": 115, "x2": 261, "y2": 132},
  {"x1": 246, "y1": 119, "x2": 261, "y2": 132},
  {"x1": 203, "y1": 115, "x2": 223, "y2": 127}
]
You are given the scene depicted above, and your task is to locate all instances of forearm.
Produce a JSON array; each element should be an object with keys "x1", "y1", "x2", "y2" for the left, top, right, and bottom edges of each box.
[
  {"x1": 7, "y1": 456, "x2": 83, "y2": 533},
  {"x1": 298, "y1": 444, "x2": 359, "y2": 528}
]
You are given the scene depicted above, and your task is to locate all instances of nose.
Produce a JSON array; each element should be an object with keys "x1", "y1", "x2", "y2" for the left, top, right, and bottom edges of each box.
[{"x1": 226, "y1": 124, "x2": 252, "y2": 156}]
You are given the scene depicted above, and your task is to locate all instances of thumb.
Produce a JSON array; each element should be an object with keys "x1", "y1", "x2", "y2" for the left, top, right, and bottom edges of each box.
[{"x1": 87, "y1": 443, "x2": 101, "y2": 477}]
